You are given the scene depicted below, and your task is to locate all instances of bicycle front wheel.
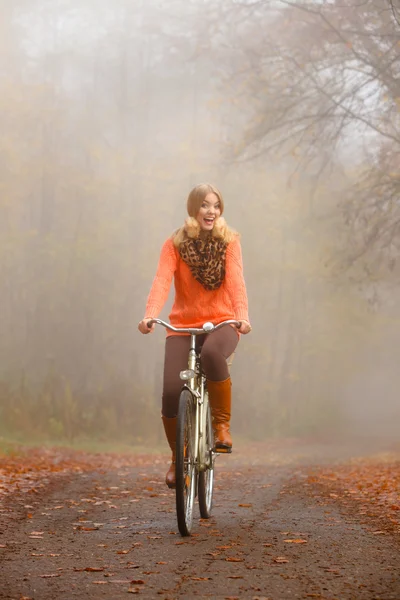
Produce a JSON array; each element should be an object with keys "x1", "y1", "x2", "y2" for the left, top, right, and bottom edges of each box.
[
  {"x1": 176, "y1": 389, "x2": 197, "y2": 536},
  {"x1": 198, "y1": 397, "x2": 214, "y2": 519}
]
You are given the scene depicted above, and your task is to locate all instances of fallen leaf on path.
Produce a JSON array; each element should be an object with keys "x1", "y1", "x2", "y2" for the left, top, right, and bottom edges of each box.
[
  {"x1": 273, "y1": 557, "x2": 289, "y2": 563},
  {"x1": 39, "y1": 573, "x2": 61, "y2": 578},
  {"x1": 284, "y1": 539, "x2": 307, "y2": 544},
  {"x1": 324, "y1": 568, "x2": 340, "y2": 573},
  {"x1": 238, "y1": 503, "x2": 253, "y2": 508},
  {"x1": 225, "y1": 557, "x2": 243, "y2": 562}
]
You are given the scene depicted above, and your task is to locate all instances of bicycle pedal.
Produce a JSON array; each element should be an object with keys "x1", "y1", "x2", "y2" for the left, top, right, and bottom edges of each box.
[{"x1": 214, "y1": 446, "x2": 232, "y2": 454}]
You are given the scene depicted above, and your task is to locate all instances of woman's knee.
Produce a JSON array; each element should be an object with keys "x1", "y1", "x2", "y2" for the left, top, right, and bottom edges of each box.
[{"x1": 200, "y1": 346, "x2": 229, "y2": 381}]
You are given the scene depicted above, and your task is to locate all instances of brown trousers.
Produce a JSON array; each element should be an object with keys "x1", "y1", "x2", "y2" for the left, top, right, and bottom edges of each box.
[{"x1": 162, "y1": 326, "x2": 239, "y2": 418}]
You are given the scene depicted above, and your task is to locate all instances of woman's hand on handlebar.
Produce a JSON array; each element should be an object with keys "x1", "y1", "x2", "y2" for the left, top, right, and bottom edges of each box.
[
  {"x1": 138, "y1": 317, "x2": 155, "y2": 334},
  {"x1": 238, "y1": 320, "x2": 252, "y2": 335}
]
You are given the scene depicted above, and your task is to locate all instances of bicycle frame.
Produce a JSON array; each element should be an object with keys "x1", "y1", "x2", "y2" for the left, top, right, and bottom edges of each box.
[{"x1": 181, "y1": 334, "x2": 209, "y2": 473}]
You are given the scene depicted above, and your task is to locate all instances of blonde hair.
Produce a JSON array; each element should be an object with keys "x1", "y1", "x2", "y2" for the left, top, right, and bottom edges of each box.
[{"x1": 173, "y1": 183, "x2": 237, "y2": 247}]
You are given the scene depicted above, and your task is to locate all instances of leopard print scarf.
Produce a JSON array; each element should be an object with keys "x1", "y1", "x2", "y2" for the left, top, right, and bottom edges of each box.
[{"x1": 179, "y1": 234, "x2": 227, "y2": 291}]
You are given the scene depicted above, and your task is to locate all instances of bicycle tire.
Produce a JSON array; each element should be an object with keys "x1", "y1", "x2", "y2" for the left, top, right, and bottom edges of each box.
[
  {"x1": 198, "y1": 398, "x2": 214, "y2": 519},
  {"x1": 175, "y1": 389, "x2": 197, "y2": 536}
]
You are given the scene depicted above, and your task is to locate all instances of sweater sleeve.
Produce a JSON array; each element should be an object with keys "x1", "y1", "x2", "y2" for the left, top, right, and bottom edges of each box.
[
  {"x1": 144, "y1": 238, "x2": 177, "y2": 318},
  {"x1": 225, "y1": 237, "x2": 250, "y2": 322}
]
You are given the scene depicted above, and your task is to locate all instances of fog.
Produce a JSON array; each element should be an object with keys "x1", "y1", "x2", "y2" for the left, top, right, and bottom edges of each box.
[{"x1": 1, "y1": 0, "x2": 399, "y2": 446}]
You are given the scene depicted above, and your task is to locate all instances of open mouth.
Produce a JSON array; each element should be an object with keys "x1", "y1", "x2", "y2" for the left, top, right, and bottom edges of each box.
[{"x1": 204, "y1": 217, "x2": 214, "y2": 226}]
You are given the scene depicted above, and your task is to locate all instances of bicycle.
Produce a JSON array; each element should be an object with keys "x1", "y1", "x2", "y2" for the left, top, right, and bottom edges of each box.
[{"x1": 148, "y1": 318, "x2": 240, "y2": 536}]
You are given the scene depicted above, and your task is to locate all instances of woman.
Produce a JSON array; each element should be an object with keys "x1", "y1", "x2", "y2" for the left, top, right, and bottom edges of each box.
[{"x1": 138, "y1": 183, "x2": 251, "y2": 488}]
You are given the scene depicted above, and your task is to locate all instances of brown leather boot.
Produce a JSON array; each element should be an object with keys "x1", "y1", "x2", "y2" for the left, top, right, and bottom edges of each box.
[
  {"x1": 162, "y1": 415, "x2": 177, "y2": 488},
  {"x1": 207, "y1": 377, "x2": 232, "y2": 453}
]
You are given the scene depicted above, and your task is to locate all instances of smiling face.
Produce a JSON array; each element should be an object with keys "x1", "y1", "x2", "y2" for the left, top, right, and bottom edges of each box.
[{"x1": 196, "y1": 192, "x2": 222, "y2": 231}]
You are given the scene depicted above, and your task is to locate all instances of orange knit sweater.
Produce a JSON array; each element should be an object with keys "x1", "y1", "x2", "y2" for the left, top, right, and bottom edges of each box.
[{"x1": 145, "y1": 236, "x2": 249, "y2": 335}]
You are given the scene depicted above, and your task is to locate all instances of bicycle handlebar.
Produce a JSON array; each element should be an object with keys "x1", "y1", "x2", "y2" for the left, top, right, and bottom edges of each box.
[{"x1": 147, "y1": 318, "x2": 241, "y2": 335}]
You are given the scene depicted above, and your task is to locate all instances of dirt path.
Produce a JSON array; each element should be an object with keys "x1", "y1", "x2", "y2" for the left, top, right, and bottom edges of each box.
[{"x1": 0, "y1": 443, "x2": 399, "y2": 599}]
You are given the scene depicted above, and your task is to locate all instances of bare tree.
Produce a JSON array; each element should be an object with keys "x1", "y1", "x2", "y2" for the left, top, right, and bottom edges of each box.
[{"x1": 215, "y1": 0, "x2": 400, "y2": 271}]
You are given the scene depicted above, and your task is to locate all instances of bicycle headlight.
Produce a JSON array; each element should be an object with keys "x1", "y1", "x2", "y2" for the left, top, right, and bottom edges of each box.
[{"x1": 180, "y1": 369, "x2": 195, "y2": 381}]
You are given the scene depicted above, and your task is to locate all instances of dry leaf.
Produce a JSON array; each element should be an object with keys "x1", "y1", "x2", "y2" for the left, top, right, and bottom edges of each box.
[
  {"x1": 225, "y1": 557, "x2": 243, "y2": 562},
  {"x1": 273, "y1": 557, "x2": 289, "y2": 563}
]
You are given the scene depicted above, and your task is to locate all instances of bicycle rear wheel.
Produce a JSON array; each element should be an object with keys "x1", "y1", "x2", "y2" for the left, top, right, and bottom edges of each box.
[
  {"x1": 198, "y1": 396, "x2": 214, "y2": 519},
  {"x1": 176, "y1": 389, "x2": 197, "y2": 536}
]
